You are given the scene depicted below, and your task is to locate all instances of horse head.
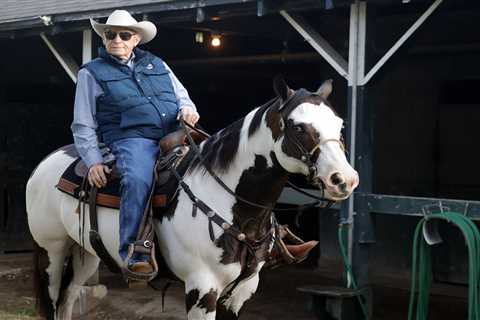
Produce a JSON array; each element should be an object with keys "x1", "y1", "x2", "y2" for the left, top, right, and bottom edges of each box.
[{"x1": 269, "y1": 77, "x2": 359, "y2": 201}]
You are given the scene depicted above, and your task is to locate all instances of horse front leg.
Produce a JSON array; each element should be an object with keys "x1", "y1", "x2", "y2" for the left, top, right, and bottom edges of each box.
[
  {"x1": 216, "y1": 273, "x2": 260, "y2": 320},
  {"x1": 185, "y1": 271, "x2": 221, "y2": 320}
]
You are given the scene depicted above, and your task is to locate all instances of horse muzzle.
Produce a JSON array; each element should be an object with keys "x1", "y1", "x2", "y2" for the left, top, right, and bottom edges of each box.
[{"x1": 319, "y1": 170, "x2": 359, "y2": 200}]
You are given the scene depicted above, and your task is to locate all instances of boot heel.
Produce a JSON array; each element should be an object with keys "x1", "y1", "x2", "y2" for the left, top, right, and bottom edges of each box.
[{"x1": 127, "y1": 279, "x2": 148, "y2": 289}]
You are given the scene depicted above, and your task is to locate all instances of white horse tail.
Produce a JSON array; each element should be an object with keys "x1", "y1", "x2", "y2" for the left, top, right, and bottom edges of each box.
[
  {"x1": 33, "y1": 241, "x2": 74, "y2": 320},
  {"x1": 33, "y1": 242, "x2": 55, "y2": 319}
]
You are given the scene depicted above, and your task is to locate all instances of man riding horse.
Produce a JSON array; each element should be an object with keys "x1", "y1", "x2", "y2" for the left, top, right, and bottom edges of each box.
[{"x1": 71, "y1": 9, "x2": 199, "y2": 279}]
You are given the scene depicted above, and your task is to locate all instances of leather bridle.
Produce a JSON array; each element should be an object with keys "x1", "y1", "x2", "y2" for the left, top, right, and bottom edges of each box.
[
  {"x1": 283, "y1": 118, "x2": 345, "y2": 185},
  {"x1": 278, "y1": 88, "x2": 346, "y2": 188},
  {"x1": 180, "y1": 88, "x2": 346, "y2": 210}
]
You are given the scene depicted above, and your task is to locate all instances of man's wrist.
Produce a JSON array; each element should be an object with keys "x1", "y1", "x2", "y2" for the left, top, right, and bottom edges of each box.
[{"x1": 84, "y1": 152, "x2": 103, "y2": 168}]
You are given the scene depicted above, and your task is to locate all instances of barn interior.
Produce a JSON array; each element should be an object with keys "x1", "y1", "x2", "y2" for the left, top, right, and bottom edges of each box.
[{"x1": 0, "y1": 0, "x2": 479, "y2": 317}]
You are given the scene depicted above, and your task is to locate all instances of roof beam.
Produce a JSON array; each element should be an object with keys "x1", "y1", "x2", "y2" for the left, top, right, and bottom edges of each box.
[
  {"x1": 348, "y1": 1, "x2": 366, "y2": 88},
  {"x1": 170, "y1": 52, "x2": 322, "y2": 67},
  {"x1": 40, "y1": 33, "x2": 79, "y2": 83},
  {"x1": 82, "y1": 29, "x2": 92, "y2": 64},
  {"x1": 280, "y1": 10, "x2": 349, "y2": 80},
  {"x1": 361, "y1": 0, "x2": 443, "y2": 85}
]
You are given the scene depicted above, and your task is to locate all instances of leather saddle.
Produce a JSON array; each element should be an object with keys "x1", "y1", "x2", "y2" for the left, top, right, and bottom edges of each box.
[{"x1": 56, "y1": 128, "x2": 204, "y2": 209}]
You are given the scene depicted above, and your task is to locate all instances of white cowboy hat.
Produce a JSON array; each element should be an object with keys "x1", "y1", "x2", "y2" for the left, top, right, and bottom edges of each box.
[{"x1": 90, "y1": 10, "x2": 157, "y2": 44}]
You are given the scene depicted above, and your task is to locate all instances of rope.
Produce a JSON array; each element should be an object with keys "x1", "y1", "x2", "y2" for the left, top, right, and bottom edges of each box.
[{"x1": 408, "y1": 211, "x2": 480, "y2": 320}]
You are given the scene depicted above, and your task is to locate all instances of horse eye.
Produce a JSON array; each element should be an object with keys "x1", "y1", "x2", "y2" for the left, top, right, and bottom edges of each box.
[{"x1": 293, "y1": 125, "x2": 303, "y2": 133}]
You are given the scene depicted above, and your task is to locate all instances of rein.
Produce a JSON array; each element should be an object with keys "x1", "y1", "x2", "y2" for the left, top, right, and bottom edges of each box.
[
  {"x1": 168, "y1": 157, "x2": 276, "y2": 267},
  {"x1": 168, "y1": 157, "x2": 278, "y2": 301},
  {"x1": 182, "y1": 120, "x2": 326, "y2": 211},
  {"x1": 181, "y1": 90, "x2": 344, "y2": 212}
]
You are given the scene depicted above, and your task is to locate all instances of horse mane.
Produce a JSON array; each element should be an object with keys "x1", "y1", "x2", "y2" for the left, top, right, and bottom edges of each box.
[
  {"x1": 188, "y1": 98, "x2": 279, "y2": 175},
  {"x1": 247, "y1": 99, "x2": 279, "y2": 137},
  {"x1": 188, "y1": 117, "x2": 245, "y2": 175}
]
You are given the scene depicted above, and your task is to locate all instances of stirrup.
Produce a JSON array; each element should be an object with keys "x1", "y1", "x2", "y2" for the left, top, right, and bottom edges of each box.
[
  {"x1": 266, "y1": 224, "x2": 319, "y2": 269},
  {"x1": 122, "y1": 241, "x2": 159, "y2": 282}
]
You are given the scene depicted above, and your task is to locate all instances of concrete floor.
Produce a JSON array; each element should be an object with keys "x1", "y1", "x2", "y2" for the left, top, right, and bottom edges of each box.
[{"x1": 0, "y1": 253, "x2": 470, "y2": 319}]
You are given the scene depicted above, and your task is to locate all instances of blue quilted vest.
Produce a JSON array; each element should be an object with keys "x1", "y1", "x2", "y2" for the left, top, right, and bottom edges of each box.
[{"x1": 83, "y1": 47, "x2": 179, "y2": 145}]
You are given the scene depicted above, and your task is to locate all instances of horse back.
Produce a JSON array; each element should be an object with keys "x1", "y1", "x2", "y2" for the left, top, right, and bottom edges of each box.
[{"x1": 29, "y1": 144, "x2": 77, "y2": 178}]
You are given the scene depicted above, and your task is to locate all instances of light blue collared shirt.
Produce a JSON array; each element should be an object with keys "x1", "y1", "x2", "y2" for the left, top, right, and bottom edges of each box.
[{"x1": 71, "y1": 53, "x2": 196, "y2": 168}]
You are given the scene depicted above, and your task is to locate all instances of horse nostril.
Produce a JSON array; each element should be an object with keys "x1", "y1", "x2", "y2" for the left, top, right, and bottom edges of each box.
[
  {"x1": 330, "y1": 173, "x2": 344, "y2": 186},
  {"x1": 339, "y1": 183, "x2": 347, "y2": 192}
]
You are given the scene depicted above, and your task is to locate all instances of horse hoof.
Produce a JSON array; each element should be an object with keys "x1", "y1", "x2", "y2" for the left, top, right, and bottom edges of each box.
[
  {"x1": 90, "y1": 284, "x2": 108, "y2": 299},
  {"x1": 71, "y1": 285, "x2": 108, "y2": 318}
]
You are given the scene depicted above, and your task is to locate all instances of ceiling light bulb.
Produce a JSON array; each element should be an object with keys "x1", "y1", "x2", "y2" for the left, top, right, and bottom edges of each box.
[{"x1": 211, "y1": 35, "x2": 221, "y2": 47}]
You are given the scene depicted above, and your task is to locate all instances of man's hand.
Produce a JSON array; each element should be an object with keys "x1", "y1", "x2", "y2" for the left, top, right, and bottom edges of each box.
[
  {"x1": 178, "y1": 106, "x2": 200, "y2": 126},
  {"x1": 88, "y1": 164, "x2": 111, "y2": 188}
]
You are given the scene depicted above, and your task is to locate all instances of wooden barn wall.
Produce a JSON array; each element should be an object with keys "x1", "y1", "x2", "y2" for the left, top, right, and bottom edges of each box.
[
  {"x1": 365, "y1": 52, "x2": 480, "y2": 284},
  {"x1": 0, "y1": 36, "x2": 75, "y2": 252},
  {"x1": 373, "y1": 53, "x2": 480, "y2": 200}
]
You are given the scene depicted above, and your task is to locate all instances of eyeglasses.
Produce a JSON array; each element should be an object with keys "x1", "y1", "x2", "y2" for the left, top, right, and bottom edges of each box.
[{"x1": 104, "y1": 30, "x2": 135, "y2": 41}]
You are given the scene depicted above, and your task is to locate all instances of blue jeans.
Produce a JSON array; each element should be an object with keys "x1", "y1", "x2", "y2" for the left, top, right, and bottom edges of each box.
[{"x1": 109, "y1": 138, "x2": 160, "y2": 262}]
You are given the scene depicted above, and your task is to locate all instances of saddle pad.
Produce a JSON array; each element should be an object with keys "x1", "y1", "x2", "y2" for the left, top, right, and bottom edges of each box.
[{"x1": 57, "y1": 158, "x2": 167, "y2": 209}]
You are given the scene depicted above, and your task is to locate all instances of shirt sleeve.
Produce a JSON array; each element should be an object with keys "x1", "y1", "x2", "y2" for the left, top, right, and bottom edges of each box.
[
  {"x1": 163, "y1": 62, "x2": 197, "y2": 112},
  {"x1": 70, "y1": 68, "x2": 104, "y2": 168}
]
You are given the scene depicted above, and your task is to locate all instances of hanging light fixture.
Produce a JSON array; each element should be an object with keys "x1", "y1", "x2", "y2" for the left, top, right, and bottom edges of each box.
[{"x1": 210, "y1": 34, "x2": 222, "y2": 47}]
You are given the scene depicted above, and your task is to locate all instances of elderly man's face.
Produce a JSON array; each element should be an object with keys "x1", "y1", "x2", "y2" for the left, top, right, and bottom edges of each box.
[{"x1": 104, "y1": 27, "x2": 141, "y2": 61}]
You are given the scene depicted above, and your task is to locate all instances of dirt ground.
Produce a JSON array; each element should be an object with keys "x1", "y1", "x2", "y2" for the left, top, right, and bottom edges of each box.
[{"x1": 0, "y1": 254, "x2": 469, "y2": 320}]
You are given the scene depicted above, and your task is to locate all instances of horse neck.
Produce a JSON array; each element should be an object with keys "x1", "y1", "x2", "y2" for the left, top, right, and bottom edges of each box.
[
  {"x1": 188, "y1": 106, "x2": 289, "y2": 238},
  {"x1": 225, "y1": 108, "x2": 290, "y2": 238}
]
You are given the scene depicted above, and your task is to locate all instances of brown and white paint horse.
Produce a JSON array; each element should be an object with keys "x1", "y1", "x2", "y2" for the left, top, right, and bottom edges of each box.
[{"x1": 26, "y1": 77, "x2": 358, "y2": 320}]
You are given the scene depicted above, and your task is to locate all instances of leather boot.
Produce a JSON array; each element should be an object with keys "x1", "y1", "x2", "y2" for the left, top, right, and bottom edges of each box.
[{"x1": 266, "y1": 224, "x2": 319, "y2": 268}]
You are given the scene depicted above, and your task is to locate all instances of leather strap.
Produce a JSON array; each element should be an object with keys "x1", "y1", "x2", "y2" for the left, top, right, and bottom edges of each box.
[
  {"x1": 56, "y1": 178, "x2": 77, "y2": 194},
  {"x1": 181, "y1": 120, "x2": 326, "y2": 212},
  {"x1": 57, "y1": 178, "x2": 167, "y2": 209},
  {"x1": 89, "y1": 185, "x2": 122, "y2": 273},
  {"x1": 169, "y1": 163, "x2": 275, "y2": 299}
]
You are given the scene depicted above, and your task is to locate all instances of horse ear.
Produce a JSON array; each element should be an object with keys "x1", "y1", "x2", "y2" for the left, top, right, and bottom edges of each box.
[
  {"x1": 273, "y1": 75, "x2": 293, "y2": 101},
  {"x1": 317, "y1": 79, "x2": 333, "y2": 99}
]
